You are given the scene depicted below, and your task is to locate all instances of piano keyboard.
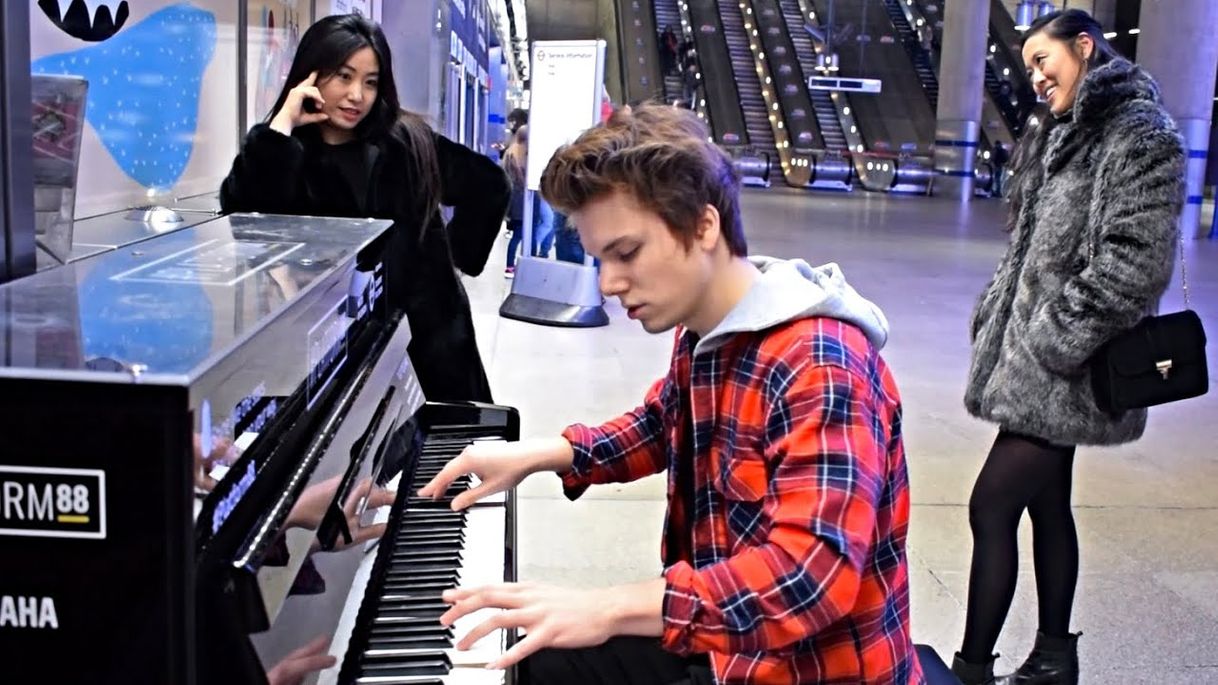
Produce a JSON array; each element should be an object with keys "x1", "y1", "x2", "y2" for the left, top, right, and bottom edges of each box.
[{"x1": 321, "y1": 426, "x2": 516, "y2": 685}]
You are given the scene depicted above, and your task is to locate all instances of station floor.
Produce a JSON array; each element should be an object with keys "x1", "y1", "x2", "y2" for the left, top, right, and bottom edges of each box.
[{"x1": 461, "y1": 188, "x2": 1218, "y2": 683}]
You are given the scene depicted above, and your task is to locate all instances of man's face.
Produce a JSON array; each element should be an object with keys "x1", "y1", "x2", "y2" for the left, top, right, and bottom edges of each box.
[{"x1": 572, "y1": 190, "x2": 716, "y2": 334}]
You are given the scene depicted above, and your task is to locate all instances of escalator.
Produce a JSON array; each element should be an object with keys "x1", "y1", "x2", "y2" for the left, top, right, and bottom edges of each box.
[
  {"x1": 685, "y1": 0, "x2": 750, "y2": 147},
  {"x1": 896, "y1": 0, "x2": 1013, "y2": 195},
  {"x1": 913, "y1": 0, "x2": 1033, "y2": 138},
  {"x1": 881, "y1": 0, "x2": 939, "y2": 106},
  {"x1": 616, "y1": 0, "x2": 666, "y2": 104},
  {"x1": 716, "y1": 0, "x2": 780, "y2": 169},
  {"x1": 779, "y1": 0, "x2": 848, "y2": 152},
  {"x1": 985, "y1": 0, "x2": 1039, "y2": 135},
  {"x1": 809, "y1": 0, "x2": 936, "y2": 158},
  {"x1": 750, "y1": 0, "x2": 852, "y2": 189},
  {"x1": 653, "y1": 0, "x2": 690, "y2": 105}
]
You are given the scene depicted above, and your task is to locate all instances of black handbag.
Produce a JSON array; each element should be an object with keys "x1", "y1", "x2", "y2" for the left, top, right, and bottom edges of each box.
[
  {"x1": 1088, "y1": 234, "x2": 1209, "y2": 413},
  {"x1": 1090, "y1": 310, "x2": 1208, "y2": 413}
]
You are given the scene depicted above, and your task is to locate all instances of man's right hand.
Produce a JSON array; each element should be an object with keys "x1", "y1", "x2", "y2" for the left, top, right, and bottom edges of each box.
[
  {"x1": 417, "y1": 437, "x2": 574, "y2": 510},
  {"x1": 269, "y1": 71, "x2": 329, "y2": 136}
]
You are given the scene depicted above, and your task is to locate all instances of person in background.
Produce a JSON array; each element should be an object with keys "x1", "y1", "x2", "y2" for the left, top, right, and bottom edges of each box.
[
  {"x1": 420, "y1": 103, "x2": 923, "y2": 685},
  {"x1": 956, "y1": 10, "x2": 1185, "y2": 685},
  {"x1": 682, "y1": 61, "x2": 699, "y2": 110},
  {"x1": 989, "y1": 142, "x2": 1009, "y2": 199},
  {"x1": 660, "y1": 24, "x2": 679, "y2": 74},
  {"x1": 502, "y1": 125, "x2": 554, "y2": 274},
  {"x1": 220, "y1": 14, "x2": 509, "y2": 403}
]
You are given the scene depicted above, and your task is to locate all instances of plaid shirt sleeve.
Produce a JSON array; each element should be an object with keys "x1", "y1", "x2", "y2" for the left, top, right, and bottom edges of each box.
[
  {"x1": 661, "y1": 362, "x2": 885, "y2": 655},
  {"x1": 558, "y1": 375, "x2": 671, "y2": 501}
]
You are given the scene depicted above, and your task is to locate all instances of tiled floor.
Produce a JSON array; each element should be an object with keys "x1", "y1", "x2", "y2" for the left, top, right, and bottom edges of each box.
[{"x1": 462, "y1": 188, "x2": 1218, "y2": 681}]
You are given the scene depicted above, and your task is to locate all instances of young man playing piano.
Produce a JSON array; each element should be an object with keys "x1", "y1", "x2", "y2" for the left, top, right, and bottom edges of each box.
[{"x1": 419, "y1": 103, "x2": 924, "y2": 684}]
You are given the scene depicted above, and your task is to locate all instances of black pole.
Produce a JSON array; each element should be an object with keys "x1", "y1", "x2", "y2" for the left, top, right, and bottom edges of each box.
[{"x1": 0, "y1": 0, "x2": 35, "y2": 284}]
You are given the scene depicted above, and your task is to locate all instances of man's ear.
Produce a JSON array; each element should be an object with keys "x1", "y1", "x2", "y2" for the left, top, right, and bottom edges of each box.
[{"x1": 694, "y1": 204, "x2": 722, "y2": 253}]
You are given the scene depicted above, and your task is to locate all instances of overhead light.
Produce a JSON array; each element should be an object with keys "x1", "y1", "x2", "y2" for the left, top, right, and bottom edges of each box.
[
  {"x1": 1128, "y1": 28, "x2": 1141, "y2": 34},
  {"x1": 1103, "y1": 31, "x2": 1118, "y2": 39}
]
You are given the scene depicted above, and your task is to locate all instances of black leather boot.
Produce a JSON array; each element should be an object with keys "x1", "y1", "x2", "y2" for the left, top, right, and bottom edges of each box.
[
  {"x1": 951, "y1": 653, "x2": 1012, "y2": 685},
  {"x1": 1011, "y1": 631, "x2": 1080, "y2": 684}
]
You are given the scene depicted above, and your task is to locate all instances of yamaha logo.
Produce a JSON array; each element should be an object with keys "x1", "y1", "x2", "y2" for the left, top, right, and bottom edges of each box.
[
  {"x1": 0, "y1": 595, "x2": 59, "y2": 630},
  {"x1": 536, "y1": 49, "x2": 546, "y2": 62}
]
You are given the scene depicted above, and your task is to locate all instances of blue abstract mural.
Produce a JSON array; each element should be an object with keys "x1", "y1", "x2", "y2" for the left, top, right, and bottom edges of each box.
[{"x1": 32, "y1": 4, "x2": 217, "y2": 191}]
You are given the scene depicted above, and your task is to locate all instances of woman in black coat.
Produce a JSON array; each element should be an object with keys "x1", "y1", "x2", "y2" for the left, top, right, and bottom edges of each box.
[{"x1": 220, "y1": 14, "x2": 509, "y2": 403}]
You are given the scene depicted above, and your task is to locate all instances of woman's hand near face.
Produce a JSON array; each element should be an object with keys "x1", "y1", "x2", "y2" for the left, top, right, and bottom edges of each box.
[{"x1": 270, "y1": 71, "x2": 331, "y2": 136}]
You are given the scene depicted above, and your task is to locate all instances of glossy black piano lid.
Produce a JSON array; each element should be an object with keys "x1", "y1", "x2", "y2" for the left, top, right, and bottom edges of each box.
[{"x1": 0, "y1": 213, "x2": 389, "y2": 380}]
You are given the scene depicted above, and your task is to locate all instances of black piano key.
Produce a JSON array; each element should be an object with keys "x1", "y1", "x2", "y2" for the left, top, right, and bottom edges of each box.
[
  {"x1": 373, "y1": 615, "x2": 446, "y2": 627},
  {"x1": 376, "y1": 601, "x2": 449, "y2": 618},
  {"x1": 384, "y1": 562, "x2": 461, "y2": 575},
  {"x1": 397, "y1": 521, "x2": 464, "y2": 533},
  {"x1": 400, "y1": 513, "x2": 466, "y2": 524},
  {"x1": 381, "y1": 579, "x2": 458, "y2": 591},
  {"x1": 359, "y1": 650, "x2": 452, "y2": 676},
  {"x1": 370, "y1": 622, "x2": 452, "y2": 638},
  {"x1": 379, "y1": 592, "x2": 449, "y2": 604},
  {"x1": 382, "y1": 565, "x2": 457, "y2": 575},
  {"x1": 394, "y1": 531, "x2": 465, "y2": 544},
  {"x1": 391, "y1": 542, "x2": 462, "y2": 556},
  {"x1": 377, "y1": 580, "x2": 455, "y2": 592},
  {"x1": 389, "y1": 552, "x2": 461, "y2": 565},
  {"x1": 368, "y1": 635, "x2": 452, "y2": 650},
  {"x1": 355, "y1": 672, "x2": 445, "y2": 677}
]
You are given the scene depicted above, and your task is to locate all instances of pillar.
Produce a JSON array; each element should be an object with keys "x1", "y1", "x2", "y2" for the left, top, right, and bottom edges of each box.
[
  {"x1": 934, "y1": 0, "x2": 990, "y2": 200},
  {"x1": 1138, "y1": 0, "x2": 1218, "y2": 238}
]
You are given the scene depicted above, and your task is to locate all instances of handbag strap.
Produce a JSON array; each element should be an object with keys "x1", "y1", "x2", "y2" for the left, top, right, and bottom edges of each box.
[{"x1": 1088, "y1": 226, "x2": 1190, "y2": 309}]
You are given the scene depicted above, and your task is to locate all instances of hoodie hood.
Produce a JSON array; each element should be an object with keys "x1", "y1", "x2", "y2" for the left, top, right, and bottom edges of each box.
[{"x1": 693, "y1": 256, "x2": 889, "y2": 356}]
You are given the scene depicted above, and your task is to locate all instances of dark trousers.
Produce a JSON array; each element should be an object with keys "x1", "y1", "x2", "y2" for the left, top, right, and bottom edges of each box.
[{"x1": 519, "y1": 636, "x2": 714, "y2": 685}]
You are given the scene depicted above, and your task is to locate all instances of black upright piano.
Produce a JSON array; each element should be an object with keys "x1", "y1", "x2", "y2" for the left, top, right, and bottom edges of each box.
[{"x1": 0, "y1": 213, "x2": 518, "y2": 684}]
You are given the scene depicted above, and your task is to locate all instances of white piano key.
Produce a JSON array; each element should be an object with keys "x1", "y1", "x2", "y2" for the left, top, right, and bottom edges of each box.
[
  {"x1": 466, "y1": 474, "x2": 507, "y2": 506},
  {"x1": 447, "y1": 506, "x2": 508, "y2": 668}
]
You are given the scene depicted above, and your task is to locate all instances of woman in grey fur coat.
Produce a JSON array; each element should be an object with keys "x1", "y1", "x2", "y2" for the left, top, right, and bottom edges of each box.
[{"x1": 953, "y1": 10, "x2": 1186, "y2": 685}]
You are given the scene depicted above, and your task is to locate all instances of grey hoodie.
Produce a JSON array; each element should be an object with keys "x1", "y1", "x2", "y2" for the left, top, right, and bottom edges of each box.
[{"x1": 693, "y1": 256, "x2": 890, "y2": 357}]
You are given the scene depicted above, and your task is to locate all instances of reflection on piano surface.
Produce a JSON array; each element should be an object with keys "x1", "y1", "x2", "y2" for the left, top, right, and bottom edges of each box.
[{"x1": 0, "y1": 213, "x2": 517, "y2": 684}]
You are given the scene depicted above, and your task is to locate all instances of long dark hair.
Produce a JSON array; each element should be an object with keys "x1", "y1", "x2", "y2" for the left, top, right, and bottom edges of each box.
[
  {"x1": 1006, "y1": 9, "x2": 1120, "y2": 226},
  {"x1": 269, "y1": 14, "x2": 440, "y2": 221}
]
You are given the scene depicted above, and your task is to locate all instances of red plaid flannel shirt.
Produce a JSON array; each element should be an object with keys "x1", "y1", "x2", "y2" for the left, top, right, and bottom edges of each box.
[{"x1": 561, "y1": 317, "x2": 923, "y2": 684}]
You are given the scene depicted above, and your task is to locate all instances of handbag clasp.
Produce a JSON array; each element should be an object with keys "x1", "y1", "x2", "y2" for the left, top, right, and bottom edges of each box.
[{"x1": 1156, "y1": 359, "x2": 1173, "y2": 380}]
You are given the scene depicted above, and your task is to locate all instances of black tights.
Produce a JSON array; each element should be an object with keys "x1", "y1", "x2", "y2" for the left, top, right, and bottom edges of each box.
[{"x1": 959, "y1": 431, "x2": 1078, "y2": 663}]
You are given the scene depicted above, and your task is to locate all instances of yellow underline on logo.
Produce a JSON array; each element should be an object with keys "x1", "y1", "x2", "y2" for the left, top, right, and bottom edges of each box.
[{"x1": 56, "y1": 515, "x2": 89, "y2": 524}]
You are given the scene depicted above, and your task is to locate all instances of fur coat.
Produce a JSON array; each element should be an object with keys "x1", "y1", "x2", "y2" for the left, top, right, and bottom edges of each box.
[
  {"x1": 965, "y1": 58, "x2": 1186, "y2": 445},
  {"x1": 220, "y1": 122, "x2": 510, "y2": 403}
]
